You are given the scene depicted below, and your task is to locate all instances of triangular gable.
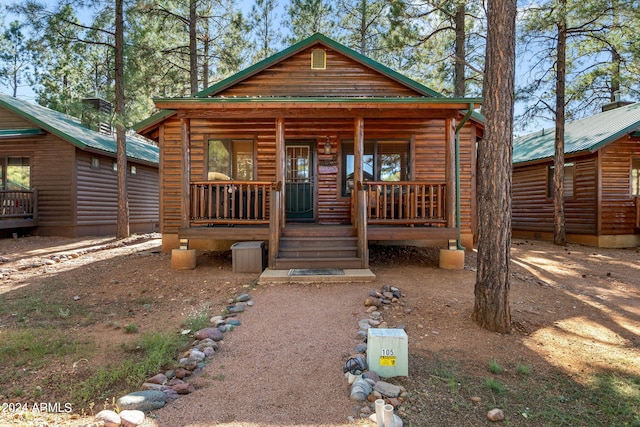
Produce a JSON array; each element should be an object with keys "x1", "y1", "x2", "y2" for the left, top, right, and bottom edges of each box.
[
  {"x1": 0, "y1": 93, "x2": 158, "y2": 165},
  {"x1": 513, "y1": 102, "x2": 640, "y2": 165},
  {"x1": 197, "y1": 33, "x2": 442, "y2": 99}
]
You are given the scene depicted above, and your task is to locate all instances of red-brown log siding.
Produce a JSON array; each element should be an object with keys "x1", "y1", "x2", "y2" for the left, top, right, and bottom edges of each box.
[{"x1": 217, "y1": 46, "x2": 420, "y2": 98}]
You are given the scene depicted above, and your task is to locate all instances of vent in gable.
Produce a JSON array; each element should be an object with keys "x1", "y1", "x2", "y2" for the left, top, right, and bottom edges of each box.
[{"x1": 311, "y1": 49, "x2": 326, "y2": 70}]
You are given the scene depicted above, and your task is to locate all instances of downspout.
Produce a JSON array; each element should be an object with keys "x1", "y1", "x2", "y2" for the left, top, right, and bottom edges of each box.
[{"x1": 454, "y1": 104, "x2": 475, "y2": 250}]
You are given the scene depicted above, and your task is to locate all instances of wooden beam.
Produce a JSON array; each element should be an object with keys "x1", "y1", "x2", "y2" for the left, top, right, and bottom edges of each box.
[
  {"x1": 180, "y1": 118, "x2": 191, "y2": 228},
  {"x1": 445, "y1": 118, "x2": 456, "y2": 228},
  {"x1": 175, "y1": 108, "x2": 460, "y2": 120},
  {"x1": 276, "y1": 118, "x2": 286, "y2": 227},
  {"x1": 156, "y1": 100, "x2": 481, "y2": 111},
  {"x1": 354, "y1": 117, "x2": 364, "y2": 186}
]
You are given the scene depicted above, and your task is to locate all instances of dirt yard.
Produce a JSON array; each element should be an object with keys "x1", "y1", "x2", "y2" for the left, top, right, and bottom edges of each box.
[{"x1": 0, "y1": 234, "x2": 639, "y2": 426}]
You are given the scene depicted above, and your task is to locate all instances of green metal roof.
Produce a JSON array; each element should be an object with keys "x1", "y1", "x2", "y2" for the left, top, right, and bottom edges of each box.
[
  {"x1": 0, "y1": 93, "x2": 158, "y2": 165},
  {"x1": 134, "y1": 33, "x2": 484, "y2": 132},
  {"x1": 513, "y1": 102, "x2": 640, "y2": 165}
]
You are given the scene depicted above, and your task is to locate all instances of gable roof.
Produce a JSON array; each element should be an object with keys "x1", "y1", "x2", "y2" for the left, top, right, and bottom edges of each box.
[
  {"x1": 0, "y1": 93, "x2": 158, "y2": 165},
  {"x1": 197, "y1": 33, "x2": 443, "y2": 99},
  {"x1": 513, "y1": 102, "x2": 640, "y2": 165},
  {"x1": 134, "y1": 33, "x2": 483, "y2": 132}
]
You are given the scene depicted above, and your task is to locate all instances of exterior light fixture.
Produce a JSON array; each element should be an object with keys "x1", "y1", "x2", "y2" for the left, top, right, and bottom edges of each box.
[{"x1": 324, "y1": 137, "x2": 332, "y2": 154}]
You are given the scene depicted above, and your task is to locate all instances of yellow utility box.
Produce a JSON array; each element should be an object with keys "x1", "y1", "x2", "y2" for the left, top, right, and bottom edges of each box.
[{"x1": 367, "y1": 328, "x2": 408, "y2": 378}]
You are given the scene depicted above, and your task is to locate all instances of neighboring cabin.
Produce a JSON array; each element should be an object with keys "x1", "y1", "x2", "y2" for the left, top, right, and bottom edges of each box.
[
  {"x1": 0, "y1": 93, "x2": 159, "y2": 237},
  {"x1": 135, "y1": 34, "x2": 483, "y2": 269},
  {"x1": 512, "y1": 100, "x2": 640, "y2": 248}
]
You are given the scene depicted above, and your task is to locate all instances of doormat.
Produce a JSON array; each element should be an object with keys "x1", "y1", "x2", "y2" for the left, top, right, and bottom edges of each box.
[{"x1": 288, "y1": 269, "x2": 345, "y2": 276}]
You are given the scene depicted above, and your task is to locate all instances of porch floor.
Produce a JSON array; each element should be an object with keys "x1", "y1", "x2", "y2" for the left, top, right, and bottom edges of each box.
[{"x1": 258, "y1": 268, "x2": 376, "y2": 284}]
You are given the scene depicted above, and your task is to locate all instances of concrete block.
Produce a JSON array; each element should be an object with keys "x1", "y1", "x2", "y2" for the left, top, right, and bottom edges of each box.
[
  {"x1": 171, "y1": 249, "x2": 196, "y2": 270},
  {"x1": 439, "y1": 249, "x2": 464, "y2": 270}
]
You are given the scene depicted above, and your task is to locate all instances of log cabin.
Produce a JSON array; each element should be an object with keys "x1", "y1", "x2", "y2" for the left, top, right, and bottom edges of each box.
[
  {"x1": 134, "y1": 34, "x2": 483, "y2": 269},
  {"x1": 0, "y1": 93, "x2": 159, "y2": 237},
  {"x1": 512, "y1": 100, "x2": 640, "y2": 248}
]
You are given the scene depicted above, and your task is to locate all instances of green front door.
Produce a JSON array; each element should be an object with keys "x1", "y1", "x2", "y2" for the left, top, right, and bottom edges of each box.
[{"x1": 285, "y1": 142, "x2": 314, "y2": 220}]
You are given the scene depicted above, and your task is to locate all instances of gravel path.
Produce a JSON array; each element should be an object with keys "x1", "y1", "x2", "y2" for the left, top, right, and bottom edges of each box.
[{"x1": 151, "y1": 281, "x2": 370, "y2": 426}]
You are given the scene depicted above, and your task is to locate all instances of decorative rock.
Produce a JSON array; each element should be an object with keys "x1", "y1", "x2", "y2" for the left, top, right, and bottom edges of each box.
[
  {"x1": 141, "y1": 382, "x2": 163, "y2": 391},
  {"x1": 95, "y1": 409, "x2": 120, "y2": 427},
  {"x1": 236, "y1": 293, "x2": 251, "y2": 302},
  {"x1": 203, "y1": 346, "x2": 216, "y2": 357},
  {"x1": 487, "y1": 408, "x2": 505, "y2": 421},
  {"x1": 174, "y1": 368, "x2": 190, "y2": 379},
  {"x1": 374, "y1": 381, "x2": 402, "y2": 398},
  {"x1": 364, "y1": 297, "x2": 382, "y2": 307},
  {"x1": 344, "y1": 354, "x2": 367, "y2": 374},
  {"x1": 354, "y1": 343, "x2": 367, "y2": 353},
  {"x1": 356, "y1": 330, "x2": 367, "y2": 341},
  {"x1": 362, "y1": 371, "x2": 380, "y2": 383},
  {"x1": 358, "y1": 319, "x2": 371, "y2": 330},
  {"x1": 189, "y1": 349, "x2": 205, "y2": 362},
  {"x1": 161, "y1": 387, "x2": 179, "y2": 402},
  {"x1": 117, "y1": 390, "x2": 166, "y2": 412},
  {"x1": 370, "y1": 311, "x2": 382, "y2": 320},
  {"x1": 350, "y1": 378, "x2": 372, "y2": 401},
  {"x1": 178, "y1": 358, "x2": 198, "y2": 371},
  {"x1": 210, "y1": 315, "x2": 224, "y2": 326},
  {"x1": 146, "y1": 373, "x2": 167, "y2": 385},
  {"x1": 119, "y1": 409, "x2": 145, "y2": 427},
  {"x1": 194, "y1": 327, "x2": 223, "y2": 341},
  {"x1": 196, "y1": 338, "x2": 218, "y2": 351},
  {"x1": 227, "y1": 319, "x2": 241, "y2": 326},
  {"x1": 172, "y1": 382, "x2": 195, "y2": 394},
  {"x1": 227, "y1": 305, "x2": 245, "y2": 313}
]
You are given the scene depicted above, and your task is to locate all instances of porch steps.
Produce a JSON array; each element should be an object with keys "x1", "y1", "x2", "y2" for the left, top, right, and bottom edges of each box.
[{"x1": 274, "y1": 225, "x2": 364, "y2": 270}]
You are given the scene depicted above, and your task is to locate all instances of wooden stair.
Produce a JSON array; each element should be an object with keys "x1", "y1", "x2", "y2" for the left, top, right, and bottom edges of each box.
[{"x1": 273, "y1": 225, "x2": 364, "y2": 270}]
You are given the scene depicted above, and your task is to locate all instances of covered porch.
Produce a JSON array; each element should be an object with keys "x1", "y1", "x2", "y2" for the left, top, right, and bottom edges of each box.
[
  {"x1": 0, "y1": 189, "x2": 38, "y2": 230},
  {"x1": 169, "y1": 104, "x2": 469, "y2": 270}
]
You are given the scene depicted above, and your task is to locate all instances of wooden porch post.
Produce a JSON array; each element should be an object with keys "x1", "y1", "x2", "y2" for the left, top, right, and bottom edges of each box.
[
  {"x1": 276, "y1": 118, "x2": 286, "y2": 226},
  {"x1": 354, "y1": 117, "x2": 364, "y2": 185},
  {"x1": 180, "y1": 118, "x2": 191, "y2": 229},
  {"x1": 445, "y1": 118, "x2": 456, "y2": 228}
]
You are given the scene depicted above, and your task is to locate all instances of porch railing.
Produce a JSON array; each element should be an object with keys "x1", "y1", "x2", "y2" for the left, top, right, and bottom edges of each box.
[
  {"x1": 1, "y1": 190, "x2": 38, "y2": 219},
  {"x1": 635, "y1": 196, "x2": 640, "y2": 230},
  {"x1": 190, "y1": 181, "x2": 275, "y2": 225},
  {"x1": 363, "y1": 181, "x2": 447, "y2": 225}
]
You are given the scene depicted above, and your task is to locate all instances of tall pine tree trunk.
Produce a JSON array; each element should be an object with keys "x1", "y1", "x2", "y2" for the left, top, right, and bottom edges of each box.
[
  {"x1": 189, "y1": 0, "x2": 198, "y2": 95},
  {"x1": 554, "y1": 0, "x2": 567, "y2": 246},
  {"x1": 473, "y1": 0, "x2": 516, "y2": 333},
  {"x1": 115, "y1": 0, "x2": 129, "y2": 239},
  {"x1": 454, "y1": 3, "x2": 466, "y2": 97}
]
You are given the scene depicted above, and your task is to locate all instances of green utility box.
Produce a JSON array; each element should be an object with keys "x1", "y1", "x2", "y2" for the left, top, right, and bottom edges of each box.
[
  {"x1": 231, "y1": 241, "x2": 266, "y2": 273},
  {"x1": 367, "y1": 328, "x2": 408, "y2": 378}
]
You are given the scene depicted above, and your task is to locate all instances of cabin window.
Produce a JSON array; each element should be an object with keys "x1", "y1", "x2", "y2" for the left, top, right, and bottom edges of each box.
[
  {"x1": 341, "y1": 139, "x2": 409, "y2": 196},
  {"x1": 632, "y1": 158, "x2": 640, "y2": 196},
  {"x1": 91, "y1": 157, "x2": 100, "y2": 169},
  {"x1": 207, "y1": 139, "x2": 254, "y2": 180},
  {"x1": 311, "y1": 49, "x2": 326, "y2": 70},
  {"x1": 547, "y1": 163, "x2": 574, "y2": 198},
  {"x1": 0, "y1": 157, "x2": 30, "y2": 190}
]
